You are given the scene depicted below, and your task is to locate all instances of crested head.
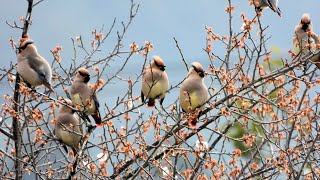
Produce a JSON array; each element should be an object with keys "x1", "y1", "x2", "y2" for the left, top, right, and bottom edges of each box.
[
  {"x1": 151, "y1": 55, "x2": 166, "y2": 71},
  {"x1": 300, "y1": 13, "x2": 312, "y2": 31},
  {"x1": 59, "y1": 98, "x2": 74, "y2": 113},
  {"x1": 75, "y1": 68, "x2": 91, "y2": 83},
  {"x1": 63, "y1": 98, "x2": 73, "y2": 106},
  {"x1": 153, "y1": 56, "x2": 165, "y2": 66},
  {"x1": 18, "y1": 39, "x2": 36, "y2": 54},
  {"x1": 20, "y1": 39, "x2": 34, "y2": 48},
  {"x1": 301, "y1": 13, "x2": 311, "y2": 23},
  {"x1": 191, "y1": 62, "x2": 204, "y2": 72},
  {"x1": 189, "y1": 62, "x2": 206, "y2": 78},
  {"x1": 78, "y1": 68, "x2": 90, "y2": 76}
]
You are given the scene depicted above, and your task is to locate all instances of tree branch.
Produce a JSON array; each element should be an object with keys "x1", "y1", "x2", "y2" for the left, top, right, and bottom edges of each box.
[{"x1": 12, "y1": 0, "x2": 34, "y2": 179}]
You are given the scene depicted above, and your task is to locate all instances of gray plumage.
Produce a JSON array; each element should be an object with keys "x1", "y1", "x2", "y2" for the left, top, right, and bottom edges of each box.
[
  {"x1": 179, "y1": 62, "x2": 209, "y2": 113},
  {"x1": 17, "y1": 39, "x2": 54, "y2": 92},
  {"x1": 70, "y1": 68, "x2": 102, "y2": 125},
  {"x1": 293, "y1": 13, "x2": 320, "y2": 68},
  {"x1": 255, "y1": 0, "x2": 281, "y2": 17},
  {"x1": 293, "y1": 14, "x2": 319, "y2": 55},
  {"x1": 141, "y1": 56, "x2": 169, "y2": 107},
  {"x1": 55, "y1": 99, "x2": 82, "y2": 148}
]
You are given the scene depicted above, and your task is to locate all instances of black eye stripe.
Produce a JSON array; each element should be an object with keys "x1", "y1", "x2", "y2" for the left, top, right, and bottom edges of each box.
[
  {"x1": 199, "y1": 72, "x2": 205, "y2": 77},
  {"x1": 154, "y1": 60, "x2": 165, "y2": 69},
  {"x1": 192, "y1": 65, "x2": 198, "y2": 72},
  {"x1": 192, "y1": 65, "x2": 202, "y2": 73},
  {"x1": 192, "y1": 65, "x2": 205, "y2": 74},
  {"x1": 19, "y1": 42, "x2": 33, "y2": 50},
  {"x1": 154, "y1": 60, "x2": 160, "y2": 67},
  {"x1": 79, "y1": 71, "x2": 89, "y2": 77},
  {"x1": 301, "y1": 21, "x2": 310, "y2": 25}
]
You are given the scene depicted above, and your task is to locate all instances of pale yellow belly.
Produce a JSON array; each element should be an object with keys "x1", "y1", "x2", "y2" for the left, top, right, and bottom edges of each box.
[
  {"x1": 72, "y1": 94, "x2": 96, "y2": 115},
  {"x1": 59, "y1": 130, "x2": 81, "y2": 146},
  {"x1": 143, "y1": 82, "x2": 164, "y2": 98}
]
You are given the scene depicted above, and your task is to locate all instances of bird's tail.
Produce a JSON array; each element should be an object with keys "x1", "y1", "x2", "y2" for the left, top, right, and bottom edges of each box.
[
  {"x1": 275, "y1": 7, "x2": 282, "y2": 17},
  {"x1": 147, "y1": 98, "x2": 156, "y2": 108},
  {"x1": 276, "y1": 10, "x2": 282, "y2": 17},
  {"x1": 44, "y1": 82, "x2": 55, "y2": 93},
  {"x1": 92, "y1": 112, "x2": 102, "y2": 126}
]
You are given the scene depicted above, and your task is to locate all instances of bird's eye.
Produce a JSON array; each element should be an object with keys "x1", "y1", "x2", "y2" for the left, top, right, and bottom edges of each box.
[
  {"x1": 160, "y1": 66, "x2": 165, "y2": 71},
  {"x1": 303, "y1": 21, "x2": 310, "y2": 25},
  {"x1": 199, "y1": 72, "x2": 204, "y2": 77}
]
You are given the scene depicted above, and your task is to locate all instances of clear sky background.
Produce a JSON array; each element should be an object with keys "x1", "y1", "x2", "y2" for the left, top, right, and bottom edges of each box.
[
  {"x1": 1, "y1": 1, "x2": 320, "y2": 177},
  {"x1": 2, "y1": 0, "x2": 320, "y2": 66},
  {"x1": 1, "y1": 0, "x2": 320, "y2": 108}
]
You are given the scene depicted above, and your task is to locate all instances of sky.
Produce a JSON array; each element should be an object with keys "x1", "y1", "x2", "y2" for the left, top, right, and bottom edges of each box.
[
  {"x1": 1, "y1": 1, "x2": 320, "y2": 178},
  {"x1": 1, "y1": 0, "x2": 320, "y2": 66},
  {"x1": 1, "y1": 0, "x2": 320, "y2": 104},
  {"x1": 1, "y1": 0, "x2": 320, "y2": 132},
  {"x1": 0, "y1": 0, "x2": 320, "y2": 126},
  {"x1": 0, "y1": 1, "x2": 318, "y2": 87}
]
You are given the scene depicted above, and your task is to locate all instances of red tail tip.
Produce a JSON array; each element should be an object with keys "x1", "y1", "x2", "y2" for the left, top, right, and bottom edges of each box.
[
  {"x1": 147, "y1": 98, "x2": 155, "y2": 107},
  {"x1": 96, "y1": 123, "x2": 103, "y2": 127}
]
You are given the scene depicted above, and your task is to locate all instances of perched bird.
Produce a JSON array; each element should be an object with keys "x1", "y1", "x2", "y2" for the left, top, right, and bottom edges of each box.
[
  {"x1": 293, "y1": 13, "x2": 320, "y2": 68},
  {"x1": 17, "y1": 39, "x2": 54, "y2": 92},
  {"x1": 70, "y1": 68, "x2": 102, "y2": 126},
  {"x1": 141, "y1": 56, "x2": 169, "y2": 107},
  {"x1": 55, "y1": 99, "x2": 82, "y2": 151},
  {"x1": 254, "y1": 0, "x2": 281, "y2": 17},
  {"x1": 179, "y1": 62, "x2": 209, "y2": 125}
]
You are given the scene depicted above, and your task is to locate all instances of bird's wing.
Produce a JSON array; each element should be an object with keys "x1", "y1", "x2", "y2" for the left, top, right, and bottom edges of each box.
[
  {"x1": 28, "y1": 56, "x2": 54, "y2": 92},
  {"x1": 310, "y1": 33, "x2": 320, "y2": 44},
  {"x1": 92, "y1": 93, "x2": 100, "y2": 109},
  {"x1": 264, "y1": 0, "x2": 273, "y2": 9},
  {"x1": 28, "y1": 56, "x2": 49, "y2": 81},
  {"x1": 265, "y1": 0, "x2": 281, "y2": 16},
  {"x1": 91, "y1": 92, "x2": 102, "y2": 125},
  {"x1": 141, "y1": 91, "x2": 145, "y2": 103}
]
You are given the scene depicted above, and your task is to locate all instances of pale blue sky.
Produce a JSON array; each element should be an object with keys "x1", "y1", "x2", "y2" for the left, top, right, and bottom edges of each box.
[
  {"x1": 2, "y1": 0, "x2": 320, "y2": 66},
  {"x1": 1, "y1": 0, "x2": 320, "y2": 102},
  {"x1": 1, "y1": 1, "x2": 320, "y2": 178}
]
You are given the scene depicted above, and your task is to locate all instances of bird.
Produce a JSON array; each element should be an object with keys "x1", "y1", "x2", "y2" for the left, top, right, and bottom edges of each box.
[
  {"x1": 70, "y1": 68, "x2": 102, "y2": 126},
  {"x1": 254, "y1": 0, "x2": 282, "y2": 17},
  {"x1": 17, "y1": 39, "x2": 54, "y2": 92},
  {"x1": 293, "y1": 13, "x2": 320, "y2": 68},
  {"x1": 55, "y1": 99, "x2": 82, "y2": 152},
  {"x1": 179, "y1": 62, "x2": 209, "y2": 125},
  {"x1": 141, "y1": 56, "x2": 169, "y2": 107}
]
